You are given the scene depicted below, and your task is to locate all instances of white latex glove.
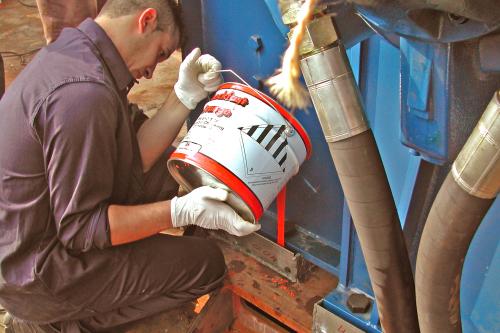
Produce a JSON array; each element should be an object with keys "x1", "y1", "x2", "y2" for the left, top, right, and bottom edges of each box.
[
  {"x1": 174, "y1": 48, "x2": 223, "y2": 110},
  {"x1": 171, "y1": 186, "x2": 261, "y2": 236}
]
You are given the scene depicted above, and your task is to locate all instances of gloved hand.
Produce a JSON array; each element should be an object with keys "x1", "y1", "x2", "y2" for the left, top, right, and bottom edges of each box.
[
  {"x1": 171, "y1": 186, "x2": 261, "y2": 236},
  {"x1": 174, "y1": 48, "x2": 223, "y2": 110}
]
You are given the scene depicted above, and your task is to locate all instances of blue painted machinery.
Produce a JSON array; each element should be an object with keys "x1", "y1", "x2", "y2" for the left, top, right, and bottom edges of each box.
[{"x1": 180, "y1": 1, "x2": 500, "y2": 332}]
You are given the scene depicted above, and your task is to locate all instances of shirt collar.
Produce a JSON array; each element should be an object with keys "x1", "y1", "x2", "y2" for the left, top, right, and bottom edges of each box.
[{"x1": 78, "y1": 18, "x2": 134, "y2": 91}]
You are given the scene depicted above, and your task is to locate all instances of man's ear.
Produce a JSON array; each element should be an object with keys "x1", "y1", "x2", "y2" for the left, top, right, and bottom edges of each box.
[{"x1": 138, "y1": 8, "x2": 158, "y2": 34}]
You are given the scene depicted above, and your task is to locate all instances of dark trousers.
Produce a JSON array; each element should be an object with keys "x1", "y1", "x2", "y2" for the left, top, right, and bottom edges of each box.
[
  {"x1": 71, "y1": 235, "x2": 226, "y2": 332},
  {"x1": 39, "y1": 149, "x2": 226, "y2": 332}
]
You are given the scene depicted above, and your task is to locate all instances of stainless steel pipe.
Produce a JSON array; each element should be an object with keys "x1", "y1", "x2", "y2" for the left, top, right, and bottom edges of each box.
[
  {"x1": 452, "y1": 91, "x2": 500, "y2": 199},
  {"x1": 300, "y1": 44, "x2": 369, "y2": 141},
  {"x1": 416, "y1": 90, "x2": 500, "y2": 333}
]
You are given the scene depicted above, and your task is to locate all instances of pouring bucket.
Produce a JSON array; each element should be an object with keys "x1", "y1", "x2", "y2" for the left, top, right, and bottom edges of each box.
[{"x1": 167, "y1": 82, "x2": 312, "y2": 223}]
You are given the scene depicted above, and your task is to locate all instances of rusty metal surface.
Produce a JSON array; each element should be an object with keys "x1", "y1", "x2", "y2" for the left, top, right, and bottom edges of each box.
[
  {"x1": 220, "y1": 240, "x2": 338, "y2": 333},
  {"x1": 210, "y1": 230, "x2": 313, "y2": 283}
]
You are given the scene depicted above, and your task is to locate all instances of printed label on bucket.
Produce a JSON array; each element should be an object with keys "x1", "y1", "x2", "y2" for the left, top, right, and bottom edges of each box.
[
  {"x1": 170, "y1": 84, "x2": 309, "y2": 221},
  {"x1": 182, "y1": 96, "x2": 292, "y2": 197},
  {"x1": 176, "y1": 141, "x2": 201, "y2": 157}
]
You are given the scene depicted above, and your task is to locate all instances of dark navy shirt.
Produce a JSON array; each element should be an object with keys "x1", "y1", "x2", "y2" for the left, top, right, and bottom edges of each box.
[{"x1": 0, "y1": 19, "x2": 145, "y2": 322}]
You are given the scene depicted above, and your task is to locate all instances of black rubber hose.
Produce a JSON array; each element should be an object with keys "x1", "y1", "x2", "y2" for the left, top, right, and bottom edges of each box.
[
  {"x1": 415, "y1": 173, "x2": 493, "y2": 332},
  {"x1": 329, "y1": 130, "x2": 419, "y2": 332},
  {"x1": 416, "y1": 90, "x2": 499, "y2": 333}
]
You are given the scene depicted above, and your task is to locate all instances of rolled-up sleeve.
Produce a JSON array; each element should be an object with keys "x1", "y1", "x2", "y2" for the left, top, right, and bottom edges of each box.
[{"x1": 35, "y1": 81, "x2": 119, "y2": 252}]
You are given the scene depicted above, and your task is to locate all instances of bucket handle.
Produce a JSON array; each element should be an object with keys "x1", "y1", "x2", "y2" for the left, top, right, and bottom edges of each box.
[
  {"x1": 215, "y1": 69, "x2": 280, "y2": 114},
  {"x1": 215, "y1": 69, "x2": 295, "y2": 132}
]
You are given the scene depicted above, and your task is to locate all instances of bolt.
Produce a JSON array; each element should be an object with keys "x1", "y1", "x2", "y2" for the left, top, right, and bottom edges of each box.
[
  {"x1": 247, "y1": 35, "x2": 263, "y2": 52},
  {"x1": 284, "y1": 126, "x2": 295, "y2": 137},
  {"x1": 347, "y1": 293, "x2": 371, "y2": 314}
]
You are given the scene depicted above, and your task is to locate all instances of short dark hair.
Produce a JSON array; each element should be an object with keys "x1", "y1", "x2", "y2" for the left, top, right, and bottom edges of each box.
[{"x1": 99, "y1": 0, "x2": 182, "y2": 37}]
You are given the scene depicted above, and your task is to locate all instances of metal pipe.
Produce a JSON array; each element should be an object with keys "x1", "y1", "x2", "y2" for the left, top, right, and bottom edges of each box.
[
  {"x1": 416, "y1": 90, "x2": 500, "y2": 333},
  {"x1": 296, "y1": 15, "x2": 419, "y2": 332},
  {"x1": 452, "y1": 91, "x2": 500, "y2": 199},
  {"x1": 301, "y1": 43, "x2": 368, "y2": 141}
]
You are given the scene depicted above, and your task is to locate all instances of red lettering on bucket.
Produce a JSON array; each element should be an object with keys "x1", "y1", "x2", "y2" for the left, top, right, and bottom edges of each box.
[
  {"x1": 203, "y1": 105, "x2": 233, "y2": 118},
  {"x1": 211, "y1": 90, "x2": 249, "y2": 107}
]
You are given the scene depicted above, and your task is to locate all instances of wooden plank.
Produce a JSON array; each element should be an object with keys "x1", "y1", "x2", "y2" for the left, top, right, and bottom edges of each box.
[
  {"x1": 189, "y1": 286, "x2": 304, "y2": 333},
  {"x1": 229, "y1": 294, "x2": 291, "y2": 333},
  {"x1": 188, "y1": 289, "x2": 235, "y2": 333},
  {"x1": 220, "y1": 241, "x2": 339, "y2": 333}
]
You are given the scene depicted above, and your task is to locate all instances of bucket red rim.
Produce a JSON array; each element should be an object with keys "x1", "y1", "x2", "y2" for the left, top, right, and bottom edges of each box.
[
  {"x1": 170, "y1": 151, "x2": 264, "y2": 222},
  {"x1": 217, "y1": 82, "x2": 312, "y2": 159}
]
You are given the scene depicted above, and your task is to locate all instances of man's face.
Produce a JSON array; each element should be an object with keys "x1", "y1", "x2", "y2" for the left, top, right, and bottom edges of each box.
[{"x1": 128, "y1": 27, "x2": 179, "y2": 80}]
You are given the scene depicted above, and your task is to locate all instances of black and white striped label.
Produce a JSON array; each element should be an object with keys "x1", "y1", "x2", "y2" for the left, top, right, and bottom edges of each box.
[{"x1": 239, "y1": 125, "x2": 288, "y2": 172}]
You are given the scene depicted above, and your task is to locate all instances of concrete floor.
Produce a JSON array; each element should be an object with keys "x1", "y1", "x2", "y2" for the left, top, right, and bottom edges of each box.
[{"x1": 0, "y1": 0, "x2": 191, "y2": 332}]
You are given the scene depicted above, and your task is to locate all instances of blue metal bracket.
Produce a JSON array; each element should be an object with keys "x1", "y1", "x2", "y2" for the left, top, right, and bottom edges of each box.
[
  {"x1": 405, "y1": 41, "x2": 433, "y2": 120},
  {"x1": 400, "y1": 38, "x2": 450, "y2": 164}
]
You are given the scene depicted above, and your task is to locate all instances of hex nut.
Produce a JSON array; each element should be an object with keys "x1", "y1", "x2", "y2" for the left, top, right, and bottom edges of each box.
[{"x1": 347, "y1": 293, "x2": 371, "y2": 314}]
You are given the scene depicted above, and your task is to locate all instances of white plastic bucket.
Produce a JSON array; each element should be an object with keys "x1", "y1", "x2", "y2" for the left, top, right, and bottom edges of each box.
[{"x1": 167, "y1": 82, "x2": 312, "y2": 223}]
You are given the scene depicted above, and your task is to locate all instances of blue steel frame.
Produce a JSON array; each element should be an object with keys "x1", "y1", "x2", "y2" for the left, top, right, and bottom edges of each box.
[
  {"x1": 400, "y1": 39, "x2": 450, "y2": 164},
  {"x1": 180, "y1": 1, "x2": 500, "y2": 331}
]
